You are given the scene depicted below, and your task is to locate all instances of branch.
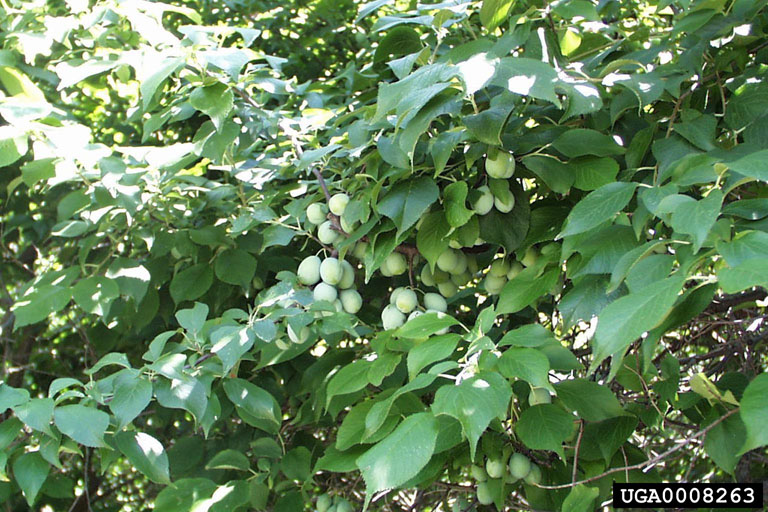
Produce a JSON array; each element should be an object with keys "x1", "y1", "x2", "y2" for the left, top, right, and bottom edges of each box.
[{"x1": 533, "y1": 408, "x2": 739, "y2": 490}]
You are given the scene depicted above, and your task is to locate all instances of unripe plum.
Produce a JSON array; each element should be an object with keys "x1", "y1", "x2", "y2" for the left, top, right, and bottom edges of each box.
[
  {"x1": 383, "y1": 252, "x2": 407, "y2": 276},
  {"x1": 486, "y1": 149, "x2": 515, "y2": 179},
  {"x1": 298, "y1": 255, "x2": 322, "y2": 285},
  {"x1": 313, "y1": 282, "x2": 338, "y2": 303},
  {"x1": 509, "y1": 453, "x2": 531, "y2": 479},
  {"x1": 528, "y1": 387, "x2": 552, "y2": 406},
  {"x1": 318, "y1": 221, "x2": 340, "y2": 245},
  {"x1": 329, "y1": 193, "x2": 349, "y2": 216},
  {"x1": 381, "y1": 304, "x2": 406, "y2": 330},
  {"x1": 437, "y1": 280, "x2": 458, "y2": 298},
  {"x1": 476, "y1": 481, "x2": 493, "y2": 505},
  {"x1": 521, "y1": 247, "x2": 538, "y2": 267},
  {"x1": 287, "y1": 324, "x2": 310, "y2": 344},
  {"x1": 316, "y1": 494, "x2": 332, "y2": 512},
  {"x1": 338, "y1": 260, "x2": 355, "y2": 289},
  {"x1": 473, "y1": 185, "x2": 494, "y2": 215},
  {"x1": 470, "y1": 464, "x2": 488, "y2": 482},
  {"x1": 306, "y1": 203, "x2": 328, "y2": 225},
  {"x1": 423, "y1": 292, "x2": 447, "y2": 312},
  {"x1": 339, "y1": 289, "x2": 362, "y2": 314},
  {"x1": 485, "y1": 458, "x2": 505, "y2": 479},
  {"x1": 506, "y1": 262, "x2": 523, "y2": 280},
  {"x1": 320, "y1": 257, "x2": 343, "y2": 285},
  {"x1": 489, "y1": 259, "x2": 510, "y2": 277},
  {"x1": 524, "y1": 463, "x2": 541, "y2": 485},
  {"x1": 395, "y1": 288, "x2": 418, "y2": 314}
]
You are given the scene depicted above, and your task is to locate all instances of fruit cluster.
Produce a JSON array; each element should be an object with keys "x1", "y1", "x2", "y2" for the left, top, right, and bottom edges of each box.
[
  {"x1": 472, "y1": 452, "x2": 541, "y2": 505},
  {"x1": 315, "y1": 493, "x2": 353, "y2": 512}
]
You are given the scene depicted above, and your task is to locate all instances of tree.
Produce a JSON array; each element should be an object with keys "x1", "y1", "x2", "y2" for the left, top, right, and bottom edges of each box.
[{"x1": 1, "y1": 0, "x2": 767, "y2": 510}]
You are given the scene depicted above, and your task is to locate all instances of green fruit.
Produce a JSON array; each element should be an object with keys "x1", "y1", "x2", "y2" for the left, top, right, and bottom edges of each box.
[
  {"x1": 437, "y1": 280, "x2": 458, "y2": 298},
  {"x1": 506, "y1": 262, "x2": 523, "y2": 280},
  {"x1": 329, "y1": 193, "x2": 349, "y2": 216},
  {"x1": 381, "y1": 304, "x2": 406, "y2": 330},
  {"x1": 287, "y1": 324, "x2": 310, "y2": 344},
  {"x1": 489, "y1": 259, "x2": 510, "y2": 277},
  {"x1": 451, "y1": 251, "x2": 468, "y2": 275},
  {"x1": 298, "y1": 255, "x2": 322, "y2": 285},
  {"x1": 353, "y1": 241, "x2": 368, "y2": 260},
  {"x1": 335, "y1": 499, "x2": 353, "y2": 512},
  {"x1": 382, "y1": 252, "x2": 407, "y2": 276},
  {"x1": 473, "y1": 185, "x2": 494, "y2": 215},
  {"x1": 485, "y1": 458, "x2": 505, "y2": 479},
  {"x1": 420, "y1": 265, "x2": 436, "y2": 286},
  {"x1": 318, "y1": 220, "x2": 340, "y2": 245},
  {"x1": 320, "y1": 257, "x2": 343, "y2": 285},
  {"x1": 486, "y1": 149, "x2": 515, "y2": 179},
  {"x1": 340, "y1": 214, "x2": 357, "y2": 233},
  {"x1": 476, "y1": 481, "x2": 493, "y2": 505},
  {"x1": 306, "y1": 203, "x2": 328, "y2": 225},
  {"x1": 338, "y1": 260, "x2": 355, "y2": 289},
  {"x1": 540, "y1": 242, "x2": 559, "y2": 257},
  {"x1": 436, "y1": 249, "x2": 459, "y2": 273},
  {"x1": 390, "y1": 286, "x2": 406, "y2": 305},
  {"x1": 170, "y1": 247, "x2": 182, "y2": 259},
  {"x1": 313, "y1": 282, "x2": 338, "y2": 302},
  {"x1": 433, "y1": 268, "x2": 450, "y2": 284},
  {"x1": 423, "y1": 292, "x2": 447, "y2": 312},
  {"x1": 407, "y1": 310, "x2": 424, "y2": 322},
  {"x1": 470, "y1": 464, "x2": 488, "y2": 482},
  {"x1": 494, "y1": 189, "x2": 515, "y2": 213},
  {"x1": 466, "y1": 254, "x2": 479, "y2": 273},
  {"x1": 340, "y1": 289, "x2": 362, "y2": 314},
  {"x1": 509, "y1": 453, "x2": 531, "y2": 479},
  {"x1": 450, "y1": 270, "x2": 471, "y2": 286},
  {"x1": 521, "y1": 247, "x2": 538, "y2": 267},
  {"x1": 395, "y1": 288, "x2": 418, "y2": 313},
  {"x1": 484, "y1": 274, "x2": 506, "y2": 294},
  {"x1": 524, "y1": 463, "x2": 541, "y2": 485},
  {"x1": 317, "y1": 494, "x2": 333, "y2": 512},
  {"x1": 528, "y1": 387, "x2": 551, "y2": 406}
]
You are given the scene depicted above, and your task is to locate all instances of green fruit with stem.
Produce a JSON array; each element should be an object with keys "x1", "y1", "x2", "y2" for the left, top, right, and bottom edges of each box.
[
  {"x1": 509, "y1": 453, "x2": 532, "y2": 479},
  {"x1": 317, "y1": 494, "x2": 333, "y2": 512},
  {"x1": 395, "y1": 288, "x2": 418, "y2": 313},
  {"x1": 476, "y1": 481, "x2": 493, "y2": 505},
  {"x1": 320, "y1": 257, "x2": 343, "y2": 285},
  {"x1": 433, "y1": 268, "x2": 450, "y2": 284},
  {"x1": 472, "y1": 185, "x2": 494, "y2": 215},
  {"x1": 423, "y1": 292, "x2": 447, "y2": 312},
  {"x1": 318, "y1": 221, "x2": 340, "y2": 245},
  {"x1": 450, "y1": 270, "x2": 471, "y2": 286},
  {"x1": 485, "y1": 458, "x2": 505, "y2": 479},
  {"x1": 381, "y1": 304, "x2": 406, "y2": 330},
  {"x1": 329, "y1": 193, "x2": 349, "y2": 216},
  {"x1": 382, "y1": 252, "x2": 407, "y2": 276},
  {"x1": 420, "y1": 265, "x2": 436, "y2": 286},
  {"x1": 339, "y1": 289, "x2": 362, "y2": 314},
  {"x1": 490, "y1": 179, "x2": 515, "y2": 213},
  {"x1": 436, "y1": 249, "x2": 459, "y2": 273},
  {"x1": 338, "y1": 260, "x2": 355, "y2": 289},
  {"x1": 524, "y1": 464, "x2": 541, "y2": 485},
  {"x1": 313, "y1": 282, "x2": 338, "y2": 303},
  {"x1": 307, "y1": 203, "x2": 328, "y2": 225},
  {"x1": 437, "y1": 280, "x2": 458, "y2": 298},
  {"x1": 390, "y1": 286, "x2": 406, "y2": 304},
  {"x1": 470, "y1": 464, "x2": 488, "y2": 482},
  {"x1": 521, "y1": 247, "x2": 538, "y2": 267},
  {"x1": 528, "y1": 387, "x2": 551, "y2": 406},
  {"x1": 486, "y1": 149, "x2": 515, "y2": 179},
  {"x1": 298, "y1": 255, "x2": 322, "y2": 285},
  {"x1": 489, "y1": 259, "x2": 510, "y2": 277},
  {"x1": 506, "y1": 262, "x2": 523, "y2": 280},
  {"x1": 484, "y1": 274, "x2": 506, "y2": 295}
]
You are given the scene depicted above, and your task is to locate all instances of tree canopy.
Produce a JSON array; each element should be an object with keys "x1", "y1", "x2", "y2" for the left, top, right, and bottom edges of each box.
[{"x1": 1, "y1": 0, "x2": 767, "y2": 510}]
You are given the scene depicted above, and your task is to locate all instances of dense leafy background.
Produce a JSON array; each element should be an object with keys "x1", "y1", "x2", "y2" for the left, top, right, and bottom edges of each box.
[{"x1": 1, "y1": 0, "x2": 767, "y2": 510}]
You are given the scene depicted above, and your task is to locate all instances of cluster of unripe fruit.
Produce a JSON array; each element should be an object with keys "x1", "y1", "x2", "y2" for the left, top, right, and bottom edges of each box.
[
  {"x1": 472, "y1": 452, "x2": 541, "y2": 505},
  {"x1": 381, "y1": 288, "x2": 449, "y2": 330},
  {"x1": 297, "y1": 255, "x2": 363, "y2": 316},
  {"x1": 472, "y1": 150, "x2": 516, "y2": 215},
  {"x1": 306, "y1": 192, "x2": 358, "y2": 245},
  {"x1": 315, "y1": 493, "x2": 353, "y2": 512}
]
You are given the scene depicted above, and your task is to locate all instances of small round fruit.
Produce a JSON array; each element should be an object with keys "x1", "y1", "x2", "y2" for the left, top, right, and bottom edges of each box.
[
  {"x1": 437, "y1": 280, "x2": 458, "y2": 298},
  {"x1": 521, "y1": 247, "x2": 538, "y2": 267},
  {"x1": 313, "y1": 282, "x2": 338, "y2": 303},
  {"x1": 476, "y1": 481, "x2": 493, "y2": 505},
  {"x1": 470, "y1": 464, "x2": 488, "y2": 482},
  {"x1": 506, "y1": 262, "x2": 523, "y2": 280},
  {"x1": 509, "y1": 453, "x2": 532, "y2": 479},
  {"x1": 466, "y1": 254, "x2": 479, "y2": 273},
  {"x1": 433, "y1": 268, "x2": 450, "y2": 284},
  {"x1": 306, "y1": 203, "x2": 328, "y2": 225},
  {"x1": 340, "y1": 289, "x2": 362, "y2": 314},
  {"x1": 335, "y1": 499, "x2": 353, "y2": 512},
  {"x1": 384, "y1": 252, "x2": 407, "y2": 276},
  {"x1": 353, "y1": 241, "x2": 368, "y2": 260},
  {"x1": 318, "y1": 221, "x2": 340, "y2": 245},
  {"x1": 395, "y1": 288, "x2": 418, "y2": 314},
  {"x1": 486, "y1": 149, "x2": 515, "y2": 179},
  {"x1": 436, "y1": 249, "x2": 459, "y2": 273},
  {"x1": 524, "y1": 463, "x2": 541, "y2": 485},
  {"x1": 528, "y1": 387, "x2": 552, "y2": 406},
  {"x1": 489, "y1": 259, "x2": 510, "y2": 277},
  {"x1": 287, "y1": 324, "x2": 310, "y2": 344},
  {"x1": 451, "y1": 270, "x2": 471, "y2": 286},
  {"x1": 420, "y1": 265, "x2": 436, "y2": 286},
  {"x1": 423, "y1": 292, "x2": 447, "y2": 312},
  {"x1": 473, "y1": 185, "x2": 494, "y2": 215},
  {"x1": 540, "y1": 242, "x2": 559, "y2": 257},
  {"x1": 320, "y1": 258, "x2": 343, "y2": 285},
  {"x1": 390, "y1": 286, "x2": 406, "y2": 304},
  {"x1": 450, "y1": 251, "x2": 468, "y2": 275},
  {"x1": 381, "y1": 304, "x2": 406, "y2": 330},
  {"x1": 298, "y1": 255, "x2": 322, "y2": 285},
  {"x1": 485, "y1": 458, "x2": 505, "y2": 479},
  {"x1": 338, "y1": 260, "x2": 355, "y2": 289},
  {"x1": 317, "y1": 494, "x2": 333, "y2": 512},
  {"x1": 484, "y1": 274, "x2": 506, "y2": 295},
  {"x1": 494, "y1": 192, "x2": 515, "y2": 213},
  {"x1": 426, "y1": 310, "x2": 451, "y2": 334},
  {"x1": 340, "y1": 214, "x2": 357, "y2": 233},
  {"x1": 407, "y1": 310, "x2": 424, "y2": 322},
  {"x1": 329, "y1": 193, "x2": 350, "y2": 216}
]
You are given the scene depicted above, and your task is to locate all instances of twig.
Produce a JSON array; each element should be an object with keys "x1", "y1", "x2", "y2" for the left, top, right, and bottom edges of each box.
[{"x1": 571, "y1": 419, "x2": 584, "y2": 484}]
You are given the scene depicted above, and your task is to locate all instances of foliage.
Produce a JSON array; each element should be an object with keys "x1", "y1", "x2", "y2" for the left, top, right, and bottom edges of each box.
[{"x1": 1, "y1": 0, "x2": 768, "y2": 510}]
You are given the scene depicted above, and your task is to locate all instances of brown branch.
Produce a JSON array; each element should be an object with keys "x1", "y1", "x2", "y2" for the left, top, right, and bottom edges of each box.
[{"x1": 571, "y1": 419, "x2": 584, "y2": 484}]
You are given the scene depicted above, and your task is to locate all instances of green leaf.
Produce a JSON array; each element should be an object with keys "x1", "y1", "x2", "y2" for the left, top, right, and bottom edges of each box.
[
  {"x1": 54, "y1": 405, "x2": 109, "y2": 447},
  {"x1": 0, "y1": 384, "x2": 28, "y2": 413},
  {"x1": 12, "y1": 452, "x2": 49, "y2": 506},
  {"x1": 416, "y1": 211, "x2": 451, "y2": 271},
  {"x1": 20, "y1": 158, "x2": 55, "y2": 187},
  {"x1": 396, "y1": 312, "x2": 459, "y2": 339},
  {"x1": 431, "y1": 373, "x2": 511, "y2": 459},
  {"x1": 558, "y1": 182, "x2": 638, "y2": 238},
  {"x1": 515, "y1": 404, "x2": 572, "y2": 457},
  {"x1": 214, "y1": 249, "x2": 257, "y2": 288},
  {"x1": 498, "y1": 324, "x2": 555, "y2": 347},
  {"x1": 480, "y1": 0, "x2": 514, "y2": 30},
  {"x1": 554, "y1": 379, "x2": 626, "y2": 421},
  {"x1": 190, "y1": 83, "x2": 234, "y2": 131},
  {"x1": 407, "y1": 333, "x2": 460, "y2": 380},
  {"x1": 553, "y1": 129, "x2": 626, "y2": 158},
  {"x1": 572, "y1": 157, "x2": 620, "y2": 191},
  {"x1": 116, "y1": 432, "x2": 171, "y2": 484},
  {"x1": 490, "y1": 58, "x2": 560, "y2": 106},
  {"x1": 521, "y1": 155, "x2": 574, "y2": 194},
  {"x1": 72, "y1": 276, "x2": 119, "y2": 316},
  {"x1": 12, "y1": 285, "x2": 72, "y2": 329},
  {"x1": 497, "y1": 348, "x2": 553, "y2": 391},
  {"x1": 175, "y1": 302, "x2": 209, "y2": 334},
  {"x1": 154, "y1": 377, "x2": 208, "y2": 423},
  {"x1": 669, "y1": 190, "x2": 723, "y2": 252},
  {"x1": 374, "y1": 26, "x2": 422, "y2": 63},
  {"x1": 496, "y1": 267, "x2": 559, "y2": 315},
  {"x1": 14, "y1": 398, "x2": 54, "y2": 434},
  {"x1": 727, "y1": 149, "x2": 768, "y2": 181},
  {"x1": 326, "y1": 359, "x2": 372, "y2": 408},
  {"x1": 739, "y1": 373, "x2": 768, "y2": 455},
  {"x1": 356, "y1": 412, "x2": 439, "y2": 495},
  {"x1": 443, "y1": 182, "x2": 473, "y2": 228},
  {"x1": 223, "y1": 379, "x2": 281, "y2": 434},
  {"x1": 170, "y1": 264, "x2": 214, "y2": 303},
  {"x1": 0, "y1": 128, "x2": 27, "y2": 168},
  {"x1": 110, "y1": 374, "x2": 153, "y2": 430},
  {"x1": 336, "y1": 400, "x2": 399, "y2": 451},
  {"x1": 281, "y1": 447, "x2": 312, "y2": 481},
  {"x1": 377, "y1": 176, "x2": 439, "y2": 236},
  {"x1": 717, "y1": 258, "x2": 768, "y2": 293},
  {"x1": 704, "y1": 411, "x2": 746, "y2": 474},
  {"x1": 717, "y1": 231, "x2": 768, "y2": 267},
  {"x1": 205, "y1": 449, "x2": 251, "y2": 472},
  {"x1": 105, "y1": 259, "x2": 151, "y2": 304},
  {"x1": 562, "y1": 485, "x2": 600, "y2": 512},
  {"x1": 478, "y1": 181, "x2": 530, "y2": 253},
  {"x1": 211, "y1": 326, "x2": 255, "y2": 373},
  {"x1": 463, "y1": 92, "x2": 515, "y2": 143},
  {"x1": 137, "y1": 55, "x2": 185, "y2": 110},
  {"x1": 591, "y1": 276, "x2": 684, "y2": 371}
]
